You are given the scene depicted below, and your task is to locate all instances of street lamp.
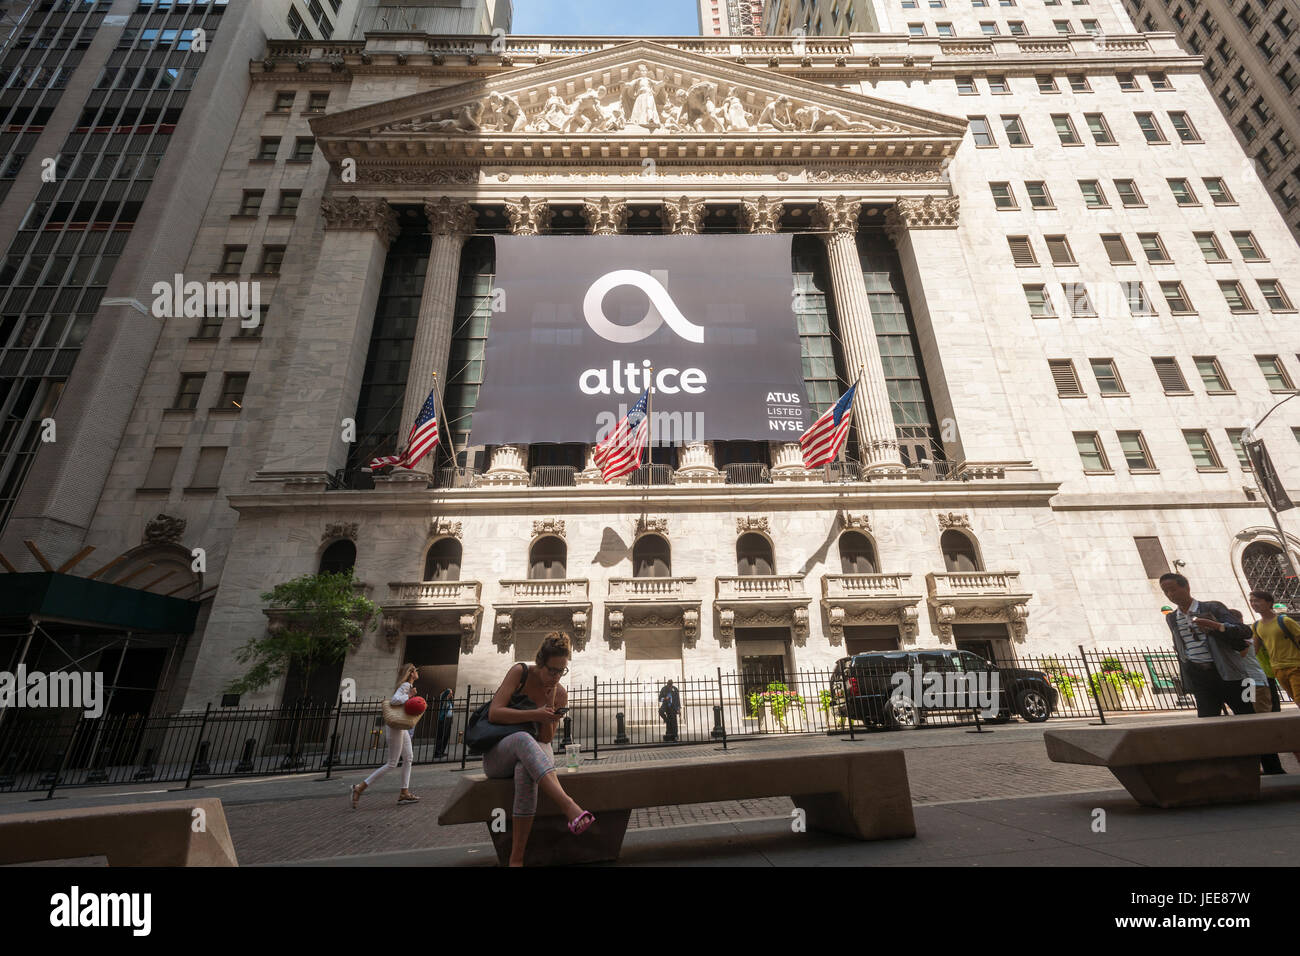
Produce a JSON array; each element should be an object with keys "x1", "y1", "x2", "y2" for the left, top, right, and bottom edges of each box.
[{"x1": 1242, "y1": 390, "x2": 1300, "y2": 582}]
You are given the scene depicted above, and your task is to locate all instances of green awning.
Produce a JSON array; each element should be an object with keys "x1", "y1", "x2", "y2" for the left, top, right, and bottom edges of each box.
[{"x1": 0, "y1": 572, "x2": 200, "y2": 633}]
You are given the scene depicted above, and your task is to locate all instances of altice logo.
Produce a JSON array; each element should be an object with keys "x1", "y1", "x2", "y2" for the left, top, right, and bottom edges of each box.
[{"x1": 0, "y1": 668, "x2": 104, "y2": 718}]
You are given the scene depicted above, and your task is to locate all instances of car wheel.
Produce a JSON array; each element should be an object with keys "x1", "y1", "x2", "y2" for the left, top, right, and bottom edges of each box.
[
  {"x1": 1016, "y1": 689, "x2": 1051, "y2": 722},
  {"x1": 885, "y1": 695, "x2": 920, "y2": 729}
]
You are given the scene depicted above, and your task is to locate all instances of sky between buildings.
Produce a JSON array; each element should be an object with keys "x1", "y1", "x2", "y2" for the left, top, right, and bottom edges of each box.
[{"x1": 512, "y1": 0, "x2": 699, "y2": 35}]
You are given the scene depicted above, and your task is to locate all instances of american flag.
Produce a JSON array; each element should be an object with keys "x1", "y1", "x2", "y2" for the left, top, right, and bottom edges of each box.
[
  {"x1": 369, "y1": 386, "x2": 440, "y2": 470},
  {"x1": 800, "y1": 383, "x2": 856, "y2": 468},
  {"x1": 593, "y1": 389, "x2": 650, "y2": 482}
]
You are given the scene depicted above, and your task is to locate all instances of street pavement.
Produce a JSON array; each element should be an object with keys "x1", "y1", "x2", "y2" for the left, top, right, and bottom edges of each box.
[{"x1": 2, "y1": 713, "x2": 1296, "y2": 866}]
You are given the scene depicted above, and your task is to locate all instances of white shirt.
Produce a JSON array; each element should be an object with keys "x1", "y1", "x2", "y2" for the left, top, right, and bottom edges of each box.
[
  {"x1": 1174, "y1": 601, "x2": 1215, "y2": 664},
  {"x1": 390, "y1": 681, "x2": 413, "y2": 706}
]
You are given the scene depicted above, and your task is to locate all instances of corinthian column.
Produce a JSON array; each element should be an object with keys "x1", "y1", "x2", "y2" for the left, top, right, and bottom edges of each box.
[
  {"x1": 582, "y1": 197, "x2": 628, "y2": 235},
  {"x1": 663, "y1": 196, "x2": 706, "y2": 235},
  {"x1": 390, "y1": 197, "x2": 477, "y2": 480},
  {"x1": 738, "y1": 195, "x2": 782, "y2": 234},
  {"x1": 812, "y1": 195, "x2": 903, "y2": 472},
  {"x1": 483, "y1": 198, "x2": 553, "y2": 485}
]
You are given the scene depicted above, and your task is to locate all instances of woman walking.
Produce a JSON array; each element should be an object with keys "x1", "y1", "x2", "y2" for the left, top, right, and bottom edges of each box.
[
  {"x1": 352, "y1": 663, "x2": 422, "y2": 807},
  {"x1": 482, "y1": 632, "x2": 593, "y2": 866}
]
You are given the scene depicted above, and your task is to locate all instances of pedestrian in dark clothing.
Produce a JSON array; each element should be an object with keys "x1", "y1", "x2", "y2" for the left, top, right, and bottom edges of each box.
[{"x1": 658, "y1": 679, "x2": 681, "y2": 742}]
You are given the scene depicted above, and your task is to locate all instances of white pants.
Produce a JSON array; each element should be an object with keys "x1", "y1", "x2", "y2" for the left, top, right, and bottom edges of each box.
[{"x1": 364, "y1": 727, "x2": 413, "y2": 789}]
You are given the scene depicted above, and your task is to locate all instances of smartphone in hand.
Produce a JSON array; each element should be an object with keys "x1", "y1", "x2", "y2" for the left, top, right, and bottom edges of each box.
[{"x1": 553, "y1": 707, "x2": 569, "y2": 717}]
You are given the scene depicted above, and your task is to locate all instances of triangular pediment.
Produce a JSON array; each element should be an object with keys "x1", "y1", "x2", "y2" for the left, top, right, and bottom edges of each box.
[{"x1": 312, "y1": 40, "x2": 966, "y2": 153}]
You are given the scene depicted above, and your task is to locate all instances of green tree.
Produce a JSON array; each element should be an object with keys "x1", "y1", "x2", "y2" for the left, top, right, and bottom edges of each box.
[{"x1": 228, "y1": 571, "x2": 380, "y2": 701}]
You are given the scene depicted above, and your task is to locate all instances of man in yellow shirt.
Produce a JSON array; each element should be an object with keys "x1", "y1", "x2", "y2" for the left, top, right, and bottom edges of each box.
[{"x1": 1248, "y1": 590, "x2": 1300, "y2": 764}]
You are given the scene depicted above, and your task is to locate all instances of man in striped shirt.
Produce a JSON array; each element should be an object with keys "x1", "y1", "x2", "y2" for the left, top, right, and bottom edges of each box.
[{"x1": 1160, "y1": 572, "x2": 1255, "y2": 719}]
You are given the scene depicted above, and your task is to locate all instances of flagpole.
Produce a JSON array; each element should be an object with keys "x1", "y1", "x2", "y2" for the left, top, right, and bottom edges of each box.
[{"x1": 426, "y1": 371, "x2": 459, "y2": 486}]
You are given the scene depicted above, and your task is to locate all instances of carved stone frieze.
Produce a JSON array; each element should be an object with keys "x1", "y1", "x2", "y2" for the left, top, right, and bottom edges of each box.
[
  {"x1": 430, "y1": 518, "x2": 463, "y2": 540},
  {"x1": 144, "y1": 513, "x2": 186, "y2": 544},
  {"x1": 736, "y1": 516, "x2": 771, "y2": 535},
  {"x1": 356, "y1": 167, "x2": 478, "y2": 185},
  {"x1": 532, "y1": 519, "x2": 565, "y2": 539},
  {"x1": 322, "y1": 521, "x2": 359, "y2": 542},
  {"x1": 320, "y1": 196, "x2": 400, "y2": 245},
  {"x1": 635, "y1": 516, "x2": 669, "y2": 537},
  {"x1": 838, "y1": 511, "x2": 871, "y2": 533},
  {"x1": 937, "y1": 512, "x2": 971, "y2": 530},
  {"x1": 886, "y1": 195, "x2": 961, "y2": 232}
]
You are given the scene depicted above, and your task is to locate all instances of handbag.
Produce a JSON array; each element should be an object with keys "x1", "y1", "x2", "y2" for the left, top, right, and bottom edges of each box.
[
  {"x1": 465, "y1": 664, "x2": 538, "y2": 755},
  {"x1": 382, "y1": 699, "x2": 422, "y2": 731}
]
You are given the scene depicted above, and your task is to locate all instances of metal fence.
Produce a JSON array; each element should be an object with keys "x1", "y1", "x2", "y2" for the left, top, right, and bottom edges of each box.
[{"x1": 1, "y1": 650, "x2": 1290, "y2": 795}]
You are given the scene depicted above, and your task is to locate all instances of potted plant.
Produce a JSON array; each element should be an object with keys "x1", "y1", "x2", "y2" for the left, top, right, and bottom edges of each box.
[
  {"x1": 1089, "y1": 657, "x2": 1147, "y2": 710},
  {"x1": 1040, "y1": 656, "x2": 1084, "y2": 703},
  {"x1": 747, "y1": 682, "x2": 807, "y2": 732},
  {"x1": 817, "y1": 688, "x2": 846, "y2": 730}
]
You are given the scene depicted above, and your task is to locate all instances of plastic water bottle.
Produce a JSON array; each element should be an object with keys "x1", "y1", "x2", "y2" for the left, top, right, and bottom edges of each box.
[{"x1": 565, "y1": 744, "x2": 580, "y2": 772}]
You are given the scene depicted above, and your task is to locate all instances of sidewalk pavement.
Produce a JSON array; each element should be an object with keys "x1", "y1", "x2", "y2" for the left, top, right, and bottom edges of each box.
[{"x1": 2, "y1": 712, "x2": 1296, "y2": 866}]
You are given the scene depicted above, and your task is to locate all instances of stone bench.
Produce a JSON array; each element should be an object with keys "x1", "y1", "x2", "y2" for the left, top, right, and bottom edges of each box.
[
  {"x1": 1044, "y1": 713, "x2": 1300, "y2": 808},
  {"x1": 0, "y1": 798, "x2": 238, "y2": 866},
  {"x1": 438, "y1": 749, "x2": 915, "y2": 865}
]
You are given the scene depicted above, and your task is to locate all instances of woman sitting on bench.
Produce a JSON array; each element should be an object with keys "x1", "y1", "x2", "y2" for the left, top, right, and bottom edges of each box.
[{"x1": 484, "y1": 632, "x2": 594, "y2": 866}]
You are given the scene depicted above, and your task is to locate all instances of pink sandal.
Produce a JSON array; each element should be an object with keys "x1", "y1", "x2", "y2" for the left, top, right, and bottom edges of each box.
[{"x1": 568, "y1": 810, "x2": 595, "y2": 835}]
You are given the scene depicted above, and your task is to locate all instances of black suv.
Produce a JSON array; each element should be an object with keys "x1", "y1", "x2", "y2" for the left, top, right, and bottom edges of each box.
[{"x1": 830, "y1": 649, "x2": 1057, "y2": 729}]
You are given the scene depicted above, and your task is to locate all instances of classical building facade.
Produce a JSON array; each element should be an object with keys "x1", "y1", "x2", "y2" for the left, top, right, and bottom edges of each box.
[{"x1": 6, "y1": 1, "x2": 1300, "y2": 713}]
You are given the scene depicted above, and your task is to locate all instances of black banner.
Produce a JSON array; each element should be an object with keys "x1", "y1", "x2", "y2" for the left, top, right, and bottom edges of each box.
[
  {"x1": 469, "y1": 235, "x2": 809, "y2": 445},
  {"x1": 1245, "y1": 439, "x2": 1294, "y2": 512}
]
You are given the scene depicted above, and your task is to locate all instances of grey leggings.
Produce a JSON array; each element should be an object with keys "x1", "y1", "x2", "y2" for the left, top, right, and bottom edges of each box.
[{"x1": 482, "y1": 732, "x2": 555, "y2": 817}]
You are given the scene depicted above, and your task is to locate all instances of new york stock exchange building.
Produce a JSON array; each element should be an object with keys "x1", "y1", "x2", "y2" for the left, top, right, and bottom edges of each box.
[{"x1": 51, "y1": 12, "x2": 1300, "y2": 713}]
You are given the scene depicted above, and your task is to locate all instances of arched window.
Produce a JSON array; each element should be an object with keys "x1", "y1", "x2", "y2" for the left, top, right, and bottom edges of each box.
[
  {"x1": 529, "y1": 536, "x2": 567, "y2": 580},
  {"x1": 1242, "y1": 540, "x2": 1300, "y2": 607},
  {"x1": 839, "y1": 531, "x2": 877, "y2": 574},
  {"x1": 737, "y1": 533, "x2": 775, "y2": 576},
  {"x1": 423, "y1": 538, "x2": 462, "y2": 582},
  {"x1": 941, "y1": 530, "x2": 981, "y2": 573},
  {"x1": 319, "y1": 540, "x2": 356, "y2": 575},
  {"x1": 633, "y1": 535, "x2": 671, "y2": 577}
]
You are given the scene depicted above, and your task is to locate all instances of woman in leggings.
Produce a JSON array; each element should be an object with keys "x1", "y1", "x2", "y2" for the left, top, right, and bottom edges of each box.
[
  {"x1": 352, "y1": 663, "x2": 421, "y2": 807},
  {"x1": 483, "y1": 632, "x2": 593, "y2": 866}
]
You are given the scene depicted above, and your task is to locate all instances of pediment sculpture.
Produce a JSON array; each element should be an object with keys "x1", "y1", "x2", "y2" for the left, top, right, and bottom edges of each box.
[{"x1": 377, "y1": 63, "x2": 904, "y2": 137}]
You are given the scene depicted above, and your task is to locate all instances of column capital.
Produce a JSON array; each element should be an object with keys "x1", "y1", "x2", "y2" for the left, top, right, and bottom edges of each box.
[
  {"x1": 423, "y1": 196, "x2": 477, "y2": 238},
  {"x1": 811, "y1": 195, "x2": 863, "y2": 235},
  {"x1": 504, "y1": 197, "x2": 553, "y2": 235},
  {"x1": 582, "y1": 196, "x2": 628, "y2": 235},
  {"x1": 738, "y1": 195, "x2": 783, "y2": 234},
  {"x1": 884, "y1": 195, "x2": 961, "y2": 242},
  {"x1": 321, "y1": 196, "x2": 400, "y2": 246},
  {"x1": 663, "y1": 196, "x2": 706, "y2": 235}
]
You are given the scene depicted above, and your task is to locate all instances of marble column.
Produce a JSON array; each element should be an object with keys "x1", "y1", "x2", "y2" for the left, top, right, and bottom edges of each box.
[
  {"x1": 483, "y1": 198, "x2": 554, "y2": 485},
  {"x1": 259, "y1": 196, "x2": 400, "y2": 483},
  {"x1": 582, "y1": 196, "x2": 628, "y2": 235},
  {"x1": 663, "y1": 196, "x2": 705, "y2": 235},
  {"x1": 812, "y1": 195, "x2": 903, "y2": 473},
  {"x1": 389, "y1": 197, "x2": 476, "y2": 481}
]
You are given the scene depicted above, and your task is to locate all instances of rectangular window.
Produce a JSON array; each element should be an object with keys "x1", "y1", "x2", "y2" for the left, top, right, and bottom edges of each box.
[
  {"x1": 1066, "y1": 283, "x2": 1095, "y2": 316},
  {"x1": 1231, "y1": 231, "x2": 1265, "y2": 261},
  {"x1": 307, "y1": 91, "x2": 329, "y2": 113},
  {"x1": 237, "y1": 190, "x2": 263, "y2": 216},
  {"x1": 1125, "y1": 281, "x2": 1154, "y2": 315},
  {"x1": 175, "y1": 373, "x2": 204, "y2": 410},
  {"x1": 1079, "y1": 180, "x2": 1108, "y2": 207},
  {"x1": 1090, "y1": 357, "x2": 1124, "y2": 394},
  {"x1": 142, "y1": 447, "x2": 181, "y2": 491},
  {"x1": 1075, "y1": 432, "x2": 1110, "y2": 472},
  {"x1": 1053, "y1": 19, "x2": 1071, "y2": 34},
  {"x1": 1219, "y1": 279, "x2": 1254, "y2": 313},
  {"x1": 1045, "y1": 235, "x2": 1075, "y2": 265},
  {"x1": 969, "y1": 116, "x2": 994, "y2": 146},
  {"x1": 189, "y1": 447, "x2": 228, "y2": 490},
  {"x1": 1049, "y1": 359, "x2": 1084, "y2": 396},
  {"x1": 1135, "y1": 112, "x2": 1166, "y2": 142},
  {"x1": 956, "y1": 76, "x2": 976, "y2": 94},
  {"x1": 1084, "y1": 113, "x2": 1114, "y2": 144},
  {"x1": 1118, "y1": 72, "x2": 1140, "y2": 91},
  {"x1": 1101, "y1": 234, "x2": 1132, "y2": 264},
  {"x1": 980, "y1": 21, "x2": 999, "y2": 34},
  {"x1": 276, "y1": 191, "x2": 301, "y2": 215},
  {"x1": 1134, "y1": 537, "x2": 1169, "y2": 578},
  {"x1": 1203, "y1": 177, "x2": 1234, "y2": 204},
  {"x1": 1024, "y1": 284, "x2": 1055, "y2": 317},
  {"x1": 218, "y1": 246, "x2": 245, "y2": 274},
  {"x1": 1002, "y1": 115, "x2": 1029, "y2": 145},
  {"x1": 1008, "y1": 20, "x2": 1026, "y2": 34},
  {"x1": 1153, "y1": 357, "x2": 1191, "y2": 394},
  {"x1": 1115, "y1": 179, "x2": 1144, "y2": 206},
  {"x1": 1053, "y1": 114, "x2": 1081, "y2": 145},
  {"x1": 1168, "y1": 178, "x2": 1198, "y2": 205},
  {"x1": 1227, "y1": 429, "x2": 1252, "y2": 470},
  {"x1": 1118, "y1": 431, "x2": 1155, "y2": 471},
  {"x1": 237, "y1": 305, "x2": 270, "y2": 339},
  {"x1": 259, "y1": 246, "x2": 285, "y2": 275},
  {"x1": 1168, "y1": 111, "x2": 1200, "y2": 142},
  {"x1": 1067, "y1": 73, "x2": 1091, "y2": 93},
  {"x1": 291, "y1": 137, "x2": 315, "y2": 161},
  {"x1": 216, "y1": 373, "x2": 249, "y2": 409},
  {"x1": 273, "y1": 91, "x2": 295, "y2": 112},
  {"x1": 256, "y1": 137, "x2": 279, "y2": 161},
  {"x1": 988, "y1": 75, "x2": 1009, "y2": 94},
  {"x1": 1160, "y1": 281, "x2": 1193, "y2": 313},
  {"x1": 1025, "y1": 181, "x2": 1053, "y2": 208},
  {"x1": 1183, "y1": 430, "x2": 1222, "y2": 469},
  {"x1": 1259, "y1": 280, "x2": 1295, "y2": 312},
  {"x1": 1139, "y1": 234, "x2": 1171, "y2": 263},
  {"x1": 1194, "y1": 357, "x2": 1231, "y2": 393},
  {"x1": 1007, "y1": 235, "x2": 1037, "y2": 266},
  {"x1": 908, "y1": 22, "x2": 926, "y2": 35},
  {"x1": 1150, "y1": 72, "x2": 1173, "y2": 91},
  {"x1": 1081, "y1": 19, "x2": 1100, "y2": 34},
  {"x1": 989, "y1": 182, "x2": 1016, "y2": 209},
  {"x1": 1195, "y1": 232, "x2": 1227, "y2": 261},
  {"x1": 1257, "y1": 355, "x2": 1294, "y2": 391},
  {"x1": 1036, "y1": 74, "x2": 1058, "y2": 93},
  {"x1": 196, "y1": 313, "x2": 222, "y2": 338}
]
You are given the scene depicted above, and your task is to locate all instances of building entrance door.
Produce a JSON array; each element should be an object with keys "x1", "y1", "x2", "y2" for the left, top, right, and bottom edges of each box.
[
  {"x1": 402, "y1": 634, "x2": 460, "y2": 744},
  {"x1": 735, "y1": 627, "x2": 792, "y2": 699}
]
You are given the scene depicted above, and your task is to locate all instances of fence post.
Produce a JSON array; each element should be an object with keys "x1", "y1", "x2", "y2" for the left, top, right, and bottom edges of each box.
[
  {"x1": 183, "y1": 703, "x2": 212, "y2": 790},
  {"x1": 715, "y1": 667, "x2": 727, "y2": 750},
  {"x1": 460, "y1": 686, "x2": 471, "y2": 771},
  {"x1": 592, "y1": 676, "x2": 599, "y2": 762},
  {"x1": 43, "y1": 714, "x2": 85, "y2": 801},
  {"x1": 324, "y1": 693, "x2": 344, "y2": 780},
  {"x1": 1078, "y1": 645, "x2": 1107, "y2": 725}
]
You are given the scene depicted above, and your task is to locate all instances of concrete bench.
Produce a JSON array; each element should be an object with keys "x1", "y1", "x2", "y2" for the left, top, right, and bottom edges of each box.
[
  {"x1": 0, "y1": 798, "x2": 238, "y2": 867},
  {"x1": 438, "y1": 749, "x2": 915, "y2": 866},
  {"x1": 1044, "y1": 713, "x2": 1300, "y2": 808}
]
